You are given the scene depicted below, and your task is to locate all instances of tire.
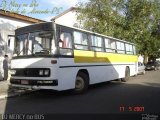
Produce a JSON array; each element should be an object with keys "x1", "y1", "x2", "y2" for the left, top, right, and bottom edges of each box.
[
  {"x1": 121, "y1": 67, "x2": 130, "y2": 82},
  {"x1": 74, "y1": 72, "x2": 89, "y2": 94}
]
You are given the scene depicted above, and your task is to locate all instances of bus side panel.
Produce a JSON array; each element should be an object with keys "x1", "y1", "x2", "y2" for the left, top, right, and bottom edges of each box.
[
  {"x1": 87, "y1": 64, "x2": 125, "y2": 84},
  {"x1": 56, "y1": 58, "x2": 138, "y2": 90},
  {"x1": 57, "y1": 67, "x2": 77, "y2": 90},
  {"x1": 57, "y1": 58, "x2": 77, "y2": 90},
  {"x1": 129, "y1": 63, "x2": 137, "y2": 76}
]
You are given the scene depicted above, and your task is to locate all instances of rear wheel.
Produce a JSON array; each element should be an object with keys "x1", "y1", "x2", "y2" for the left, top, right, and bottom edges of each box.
[
  {"x1": 121, "y1": 67, "x2": 130, "y2": 82},
  {"x1": 74, "y1": 72, "x2": 89, "y2": 94}
]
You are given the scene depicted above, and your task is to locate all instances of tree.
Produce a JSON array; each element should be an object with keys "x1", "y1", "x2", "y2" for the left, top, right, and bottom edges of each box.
[
  {"x1": 77, "y1": 0, "x2": 120, "y2": 36},
  {"x1": 77, "y1": 0, "x2": 160, "y2": 63},
  {"x1": 116, "y1": 0, "x2": 160, "y2": 62}
]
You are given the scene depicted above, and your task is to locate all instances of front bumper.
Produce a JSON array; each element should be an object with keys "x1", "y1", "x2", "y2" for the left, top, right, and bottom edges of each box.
[
  {"x1": 10, "y1": 78, "x2": 58, "y2": 86},
  {"x1": 145, "y1": 67, "x2": 155, "y2": 70}
]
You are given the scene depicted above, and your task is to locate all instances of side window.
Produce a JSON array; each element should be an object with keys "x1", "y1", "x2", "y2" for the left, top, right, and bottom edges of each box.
[
  {"x1": 74, "y1": 31, "x2": 88, "y2": 50},
  {"x1": 129, "y1": 45, "x2": 133, "y2": 54},
  {"x1": 90, "y1": 35, "x2": 103, "y2": 51},
  {"x1": 125, "y1": 44, "x2": 133, "y2": 54},
  {"x1": 133, "y1": 45, "x2": 136, "y2": 55},
  {"x1": 60, "y1": 32, "x2": 72, "y2": 49},
  {"x1": 60, "y1": 32, "x2": 73, "y2": 55},
  {"x1": 17, "y1": 34, "x2": 28, "y2": 55},
  {"x1": 116, "y1": 41, "x2": 125, "y2": 54},
  {"x1": 104, "y1": 38, "x2": 116, "y2": 53}
]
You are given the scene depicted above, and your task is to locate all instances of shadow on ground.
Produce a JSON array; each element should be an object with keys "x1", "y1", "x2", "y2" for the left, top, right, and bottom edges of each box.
[{"x1": 1, "y1": 79, "x2": 159, "y2": 114}]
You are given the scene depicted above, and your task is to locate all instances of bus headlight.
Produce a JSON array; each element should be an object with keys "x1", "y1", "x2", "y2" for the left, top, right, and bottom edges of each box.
[
  {"x1": 11, "y1": 70, "x2": 16, "y2": 75},
  {"x1": 44, "y1": 70, "x2": 49, "y2": 76},
  {"x1": 39, "y1": 70, "x2": 44, "y2": 76},
  {"x1": 39, "y1": 69, "x2": 50, "y2": 76}
]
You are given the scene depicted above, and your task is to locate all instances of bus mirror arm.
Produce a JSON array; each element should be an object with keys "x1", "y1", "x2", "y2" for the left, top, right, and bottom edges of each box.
[{"x1": 59, "y1": 39, "x2": 63, "y2": 48}]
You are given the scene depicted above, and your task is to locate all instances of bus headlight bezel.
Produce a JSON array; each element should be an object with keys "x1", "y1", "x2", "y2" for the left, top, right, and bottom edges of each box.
[
  {"x1": 11, "y1": 70, "x2": 16, "y2": 75},
  {"x1": 44, "y1": 70, "x2": 49, "y2": 76},
  {"x1": 39, "y1": 70, "x2": 44, "y2": 76},
  {"x1": 38, "y1": 69, "x2": 50, "y2": 76}
]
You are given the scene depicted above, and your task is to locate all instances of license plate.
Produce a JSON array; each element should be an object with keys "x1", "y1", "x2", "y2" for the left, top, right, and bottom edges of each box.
[{"x1": 21, "y1": 80, "x2": 29, "y2": 85}]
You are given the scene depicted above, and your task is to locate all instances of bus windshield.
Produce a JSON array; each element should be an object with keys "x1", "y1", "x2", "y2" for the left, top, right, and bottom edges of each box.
[{"x1": 16, "y1": 31, "x2": 54, "y2": 56}]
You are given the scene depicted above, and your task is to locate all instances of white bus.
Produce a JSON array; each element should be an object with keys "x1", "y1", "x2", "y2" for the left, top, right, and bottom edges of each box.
[{"x1": 10, "y1": 22, "x2": 138, "y2": 93}]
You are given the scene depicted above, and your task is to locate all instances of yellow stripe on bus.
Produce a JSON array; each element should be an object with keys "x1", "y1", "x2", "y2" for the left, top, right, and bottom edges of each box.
[{"x1": 74, "y1": 50, "x2": 138, "y2": 63}]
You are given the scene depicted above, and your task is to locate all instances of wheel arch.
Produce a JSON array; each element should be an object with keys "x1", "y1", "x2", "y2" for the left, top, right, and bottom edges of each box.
[
  {"x1": 126, "y1": 66, "x2": 130, "y2": 76},
  {"x1": 121, "y1": 66, "x2": 130, "y2": 82},
  {"x1": 73, "y1": 69, "x2": 90, "y2": 94},
  {"x1": 77, "y1": 69, "x2": 90, "y2": 82}
]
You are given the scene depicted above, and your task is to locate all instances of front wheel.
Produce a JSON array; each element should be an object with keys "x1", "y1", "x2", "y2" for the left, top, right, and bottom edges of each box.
[
  {"x1": 74, "y1": 72, "x2": 89, "y2": 94},
  {"x1": 121, "y1": 67, "x2": 130, "y2": 82}
]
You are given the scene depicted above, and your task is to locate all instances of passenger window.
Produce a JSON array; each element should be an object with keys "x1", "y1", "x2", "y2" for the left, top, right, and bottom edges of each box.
[
  {"x1": 104, "y1": 38, "x2": 116, "y2": 53},
  {"x1": 90, "y1": 35, "x2": 103, "y2": 51},
  {"x1": 116, "y1": 41, "x2": 125, "y2": 54},
  {"x1": 133, "y1": 45, "x2": 136, "y2": 55},
  {"x1": 60, "y1": 32, "x2": 72, "y2": 49},
  {"x1": 74, "y1": 31, "x2": 88, "y2": 50},
  {"x1": 125, "y1": 44, "x2": 133, "y2": 54},
  {"x1": 60, "y1": 32, "x2": 73, "y2": 55}
]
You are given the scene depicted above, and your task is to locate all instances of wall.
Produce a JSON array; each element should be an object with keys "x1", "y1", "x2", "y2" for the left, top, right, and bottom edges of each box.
[
  {"x1": 0, "y1": 16, "x2": 31, "y2": 29},
  {"x1": 54, "y1": 10, "x2": 80, "y2": 27},
  {"x1": 0, "y1": 16, "x2": 33, "y2": 79},
  {"x1": 0, "y1": 56, "x2": 3, "y2": 80},
  {"x1": 0, "y1": 15, "x2": 32, "y2": 56}
]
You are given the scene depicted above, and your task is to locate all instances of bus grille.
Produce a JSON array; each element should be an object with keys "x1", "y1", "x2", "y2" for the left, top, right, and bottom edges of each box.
[{"x1": 11, "y1": 68, "x2": 50, "y2": 77}]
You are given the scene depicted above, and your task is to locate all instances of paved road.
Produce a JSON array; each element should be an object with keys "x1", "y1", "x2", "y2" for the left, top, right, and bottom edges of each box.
[{"x1": 0, "y1": 70, "x2": 160, "y2": 119}]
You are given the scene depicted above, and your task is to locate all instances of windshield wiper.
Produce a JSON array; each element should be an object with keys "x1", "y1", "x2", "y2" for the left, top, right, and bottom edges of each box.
[
  {"x1": 34, "y1": 49, "x2": 50, "y2": 55},
  {"x1": 17, "y1": 48, "x2": 33, "y2": 56}
]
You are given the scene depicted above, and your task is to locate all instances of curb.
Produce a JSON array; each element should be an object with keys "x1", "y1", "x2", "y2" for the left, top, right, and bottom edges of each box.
[
  {"x1": 0, "y1": 89, "x2": 36, "y2": 100},
  {"x1": 0, "y1": 93, "x2": 19, "y2": 100}
]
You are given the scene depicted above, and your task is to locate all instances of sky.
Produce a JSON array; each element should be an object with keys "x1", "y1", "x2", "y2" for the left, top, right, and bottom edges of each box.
[{"x1": 0, "y1": 0, "x2": 88, "y2": 21}]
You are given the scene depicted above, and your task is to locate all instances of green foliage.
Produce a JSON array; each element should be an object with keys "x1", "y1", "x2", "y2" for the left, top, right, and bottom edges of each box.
[
  {"x1": 77, "y1": 0, "x2": 119, "y2": 36},
  {"x1": 77, "y1": 0, "x2": 160, "y2": 58}
]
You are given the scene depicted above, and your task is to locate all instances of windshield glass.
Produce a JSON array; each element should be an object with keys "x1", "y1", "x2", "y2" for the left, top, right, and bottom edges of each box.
[{"x1": 16, "y1": 31, "x2": 55, "y2": 56}]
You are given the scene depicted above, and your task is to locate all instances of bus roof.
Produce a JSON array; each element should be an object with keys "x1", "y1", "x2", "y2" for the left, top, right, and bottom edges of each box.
[
  {"x1": 56, "y1": 23, "x2": 135, "y2": 45},
  {"x1": 16, "y1": 22, "x2": 135, "y2": 45}
]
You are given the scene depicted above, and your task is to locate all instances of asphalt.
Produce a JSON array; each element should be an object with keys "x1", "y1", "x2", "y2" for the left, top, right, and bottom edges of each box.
[{"x1": 0, "y1": 71, "x2": 159, "y2": 117}]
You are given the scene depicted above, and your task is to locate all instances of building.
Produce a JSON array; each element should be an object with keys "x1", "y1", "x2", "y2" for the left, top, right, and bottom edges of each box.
[
  {"x1": 51, "y1": 7, "x2": 80, "y2": 27},
  {"x1": 0, "y1": 9, "x2": 45, "y2": 57},
  {"x1": 0, "y1": 9, "x2": 45, "y2": 80}
]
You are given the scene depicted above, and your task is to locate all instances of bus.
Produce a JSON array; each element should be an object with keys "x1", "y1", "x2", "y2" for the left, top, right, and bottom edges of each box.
[{"x1": 10, "y1": 22, "x2": 138, "y2": 93}]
